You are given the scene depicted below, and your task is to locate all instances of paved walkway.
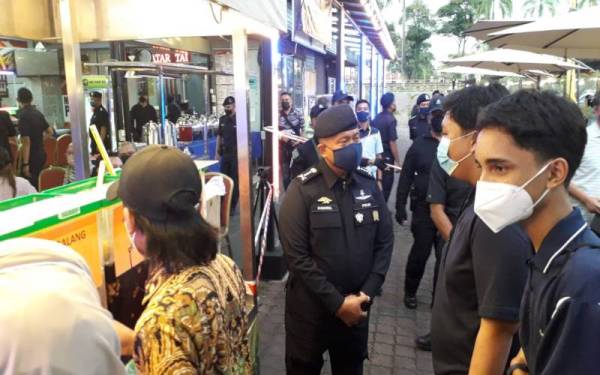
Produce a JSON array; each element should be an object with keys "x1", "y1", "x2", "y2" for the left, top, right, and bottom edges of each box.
[{"x1": 258, "y1": 108, "x2": 437, "y2": 374}]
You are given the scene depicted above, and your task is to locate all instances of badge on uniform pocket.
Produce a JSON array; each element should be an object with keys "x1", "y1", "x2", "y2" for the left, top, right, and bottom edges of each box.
[
  {"x1": 373, "y1": 210, "x2": 380, "y2": 222},
  {"x1": 355, "y1": 212, "x2": 364, "y2": 223}
]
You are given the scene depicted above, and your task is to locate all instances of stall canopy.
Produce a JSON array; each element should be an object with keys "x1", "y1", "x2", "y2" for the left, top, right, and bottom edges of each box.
[
  {"x1": 340, "y1": 0, "x2": 396, "y2": 59},
  {"x1": 464, "y1": 20, "x2": 532, "y2": 41},
  {"x1": 438, "y1": 66, "x2": 523, "y2": 77},
  {"x1": 485, "y1": 6, "x2": 600, "y2": 59},
  {"x1": 444, "y1": 49, "x2": 589, "y2": 74}
]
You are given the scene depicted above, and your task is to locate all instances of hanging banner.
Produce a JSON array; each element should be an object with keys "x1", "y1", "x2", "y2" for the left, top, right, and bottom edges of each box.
[
  {"x1": 300, "y1": 0, "x2": 333, "y2": 45},
  {"x1": 82, "y1": 75, "x2": 110, "y2": 90}
]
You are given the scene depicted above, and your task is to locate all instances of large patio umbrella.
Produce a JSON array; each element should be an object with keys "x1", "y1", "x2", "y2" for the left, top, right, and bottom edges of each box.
[
  {"x1": 438, "y1": 66, "x2": 523, "y2": 77},
  {"x1": 485, "y1": 6, "x2": 600, "y2": 59},
  {"x1": 464, "y1": 20, "x2": 532, "y2": 41},
  {"x1": 444, "y1": 49, "x2": 588, "y2": 74}
]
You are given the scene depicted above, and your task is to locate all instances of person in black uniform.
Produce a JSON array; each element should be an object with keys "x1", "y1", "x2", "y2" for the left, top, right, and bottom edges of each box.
[
  {"x1": 415, "y1": 110, "x2": 472, "y2": 352},
  {"x1": 431, "y1": 84, "x2": 531, "y2": 375},
  {"x1": 166, "y1": 95, "x2": 181, "y2": 124},
  {"x1": 408, "y1": 93, "x2": 431, "y2": 141},
  {"x1": 371, "y1": 92, "x2": 400, "y2": 202},
  {"x1": 17, "y1": 88, "x2": 52, "y2": 189},
  {"x1": 0, "y1": 98, "x2": 16, "y2": 164},
  {"x1": 475, "y1": 90, "x2": 600, "y2": 375},
  {"x1": 216, "y1": 96, "x2": 238, "y2": 214},
  {"x1": 129, "y1": 95, "x2": 157, "y2": 142},
  {"x1": 89, "y1": 91, "x2": 111, "y2": 156},
  {"x1": 280, "y1": 105, "x2": 394, "y2": 375},
  {"x1": 395, "y1": 97, "x2": 444, "y2": 310},
  {"x1": 290, "y1": 103, "x2": 326, "y2": 179}
]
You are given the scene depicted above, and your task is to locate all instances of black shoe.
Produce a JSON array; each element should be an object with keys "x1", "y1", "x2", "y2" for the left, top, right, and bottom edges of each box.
[
  {"x1": 404, "y1": 294, "x2": 417, "y2": 309},
  {"x1": 415, "y1": 333, "x2": 432, "y2": 351}
]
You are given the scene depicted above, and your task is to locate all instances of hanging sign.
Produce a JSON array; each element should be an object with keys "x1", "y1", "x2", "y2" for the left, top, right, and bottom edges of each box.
[{"x1": 82, "y1": 75, "x2": 110, "y2": 90}]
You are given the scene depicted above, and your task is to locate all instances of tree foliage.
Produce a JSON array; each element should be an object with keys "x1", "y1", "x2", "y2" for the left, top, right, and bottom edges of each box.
[
  {"x1": 436, "y1": 0, "x2": 477, "y2": 56},
  {"x1": 523, "y1": 0, "x2": 559, "y2": 17},
  {"x1": 403, "y1": 0, "x2": 435, "y2": 79}
]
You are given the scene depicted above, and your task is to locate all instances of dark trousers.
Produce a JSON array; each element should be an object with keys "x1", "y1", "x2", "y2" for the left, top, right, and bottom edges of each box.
[
  {"x1": 432, "y1": 236, "x2": 446, "y2": 303},
  {"x1": 220, "y1": 154, "x2": 239, "y2": 214},
  {"x1": 381, "y1": 170, "x2": 395, "y2": 202},
  {"x1": 285, "y1": 282, "x2": 368, "y2": 375},
  {"x1": 404, "y1": 203, "x2": 439, "y2": 296}
]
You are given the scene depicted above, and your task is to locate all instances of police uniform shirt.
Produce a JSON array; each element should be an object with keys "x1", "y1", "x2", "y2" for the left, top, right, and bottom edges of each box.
[
  {"x1": 396, "y1": 134, "x2": 439, "y2": 210},
  {"x1": 90, "y1": 105, "x2": 111, "y2": 154},
  {"x1": 217, "y1": 114, "x2": 237, "y2": 156},
  {"x1": 520, "y1": 208, "x2": 600, "y2": 374},
  {"x1": 371, "y1": 112, "x2": 398, "y2": 160},
  {"x1": 431, "y1": 195, "x2": 531, "y2": 375},
  {"x1": 427, "y1": 159, "x2": 472, "y2": 224},
  {"x1": 279, "y1": 158, "x2": 394, "y2": 315},
  {"x1": 408, "y1": 115, "x2": 430, "y2": 141}
]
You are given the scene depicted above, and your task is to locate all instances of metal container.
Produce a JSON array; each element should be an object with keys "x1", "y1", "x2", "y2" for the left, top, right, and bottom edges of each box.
[{"x1": 143, "y1": 121, "x2": 161, "y2": 145}]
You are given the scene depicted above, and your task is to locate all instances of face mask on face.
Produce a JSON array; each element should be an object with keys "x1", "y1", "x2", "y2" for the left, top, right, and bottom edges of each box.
[
  {"x1": 281, "y1": 102, "x2": 291, "y2": 111},
  {"x1": 474, "y1": 162, "x2": 552, "y2": 233},
  {"x1": 430, "y1": 116, "x2": 443, "y2": 134},
  {"x1": 356, "y1": 111, "x2": 370, "y2": 123},
  {"x1": 328, "y1": 142, "x2": 363, "y2": 172},
  {"x1": 419, "y1": 107, "x2": 429, "y2": 117},
  {"x1": 436, "y1": 132, "x2": 474, "y2": 176},
  {"x1": 90, "y1": 101, "x2": 95, "y2": 108}
]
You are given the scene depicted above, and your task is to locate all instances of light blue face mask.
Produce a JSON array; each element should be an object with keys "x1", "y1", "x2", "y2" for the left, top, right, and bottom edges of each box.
[{"x1": 436, "y1": 132, "x2": 475, "y2": 176}]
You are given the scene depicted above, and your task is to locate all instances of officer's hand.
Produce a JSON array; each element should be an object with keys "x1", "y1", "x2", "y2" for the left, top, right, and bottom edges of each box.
[
  {"x1": 395, "y1": 209, "x2": 407, "y2": 225},
  {"x1": 508, "y1": 349, "x2": 529, "y2": 375},
  {"x1": 336, "y1": 293, "x2": 369, "y2": 327},
  {"x1": 374, "y1": 158, "x2": 387, "y2": 171}
]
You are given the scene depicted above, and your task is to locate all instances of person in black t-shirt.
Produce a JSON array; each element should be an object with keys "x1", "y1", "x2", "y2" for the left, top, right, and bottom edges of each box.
[
  {"x1": 89, "y1": 91, "x2": 111, "y2": 155},
  {"x1": 216, "y1": 96, "x2": 238, "y2": 214},
  {"x1": 130, "y1": 95, "x2": 157, "y2": 142},
  {"x1": 371, "y1": 92, "x2": 400, "y2": 202},
  {"x1": 431, "y1": 84, "x2": 531, "y2": 375},
  {"x1": 17, "y1": 88, "x2": 52, "y2": 189},
  {"x1": 0, "y1": 98, "x2": 16, "y2": 163}
]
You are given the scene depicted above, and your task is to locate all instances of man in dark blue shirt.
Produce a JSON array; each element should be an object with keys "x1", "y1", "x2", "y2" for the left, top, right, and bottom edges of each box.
[
  {"x1": 395, "y1": 97, "x2": 443, "y2": 309},
  {"x1": 371, "y1": 92, "x2": 400, "y2": 202},
  {"x1": 476, "y1": 90, "x2": 600, "y2": 375},
  {"x1": 408, "y1": 93, "x2": 431, "y2": 141}
]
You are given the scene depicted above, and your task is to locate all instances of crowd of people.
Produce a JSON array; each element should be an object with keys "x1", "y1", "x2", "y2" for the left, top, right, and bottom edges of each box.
[{"x1": 1, "y1": 80, "x2": 600, "y2": 375}]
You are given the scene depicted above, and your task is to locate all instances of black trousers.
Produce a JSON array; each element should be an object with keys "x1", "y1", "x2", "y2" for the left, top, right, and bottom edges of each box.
[
  {"x1": 404, "y1": 203, "x2": 439, "y2": 296},
  {"x1": 285, "y1": 282, "x2": 368, "y2": 375},
  {"x1": 381, "y1": 170, "x2": 395, "y2": 202},
  {"x1": 220, "y1": 154, "x2": 239, "y2": 214}
]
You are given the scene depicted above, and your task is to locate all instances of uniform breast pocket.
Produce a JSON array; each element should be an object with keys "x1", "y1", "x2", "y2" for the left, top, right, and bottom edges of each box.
[
  {"x1": 353, "y1": 202, "x2": 380, "y2": 228},
  {"x1": 310, "y1": 205, "x2": 342, "y2": 229}
]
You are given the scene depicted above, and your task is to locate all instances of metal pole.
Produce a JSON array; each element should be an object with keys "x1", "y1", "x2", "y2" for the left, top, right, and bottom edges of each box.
[
  {"x1": 59, "y1": 0, "x2": 89, "y2": 179},
  {"x1": 336, "y1": 3, "x2": 345, "y2": 92},
  {"x1": 358, "y1": 34, "x2": 365, "y2": 100},
  {"x1": 370, "y1": 45, "x2": 376, "y2": 114},
  {"x1": 381, "y1": 58, "x2": 386, "y2": 94},
  {"x1": 270, "y1": 35, "x2": 280, "y2": 200},
  {"x1": 159, "y1": 70, "x2": 166, "y2": 142},
  {"x1": 375, "y1": 53, "x2": 380, "y2": 114},
  {"x1": 401, "y1": 0, "x2": 406, "y2": 77},
  {"x1": 232, "y1": 28, "x2": 254, "y2": 280}
]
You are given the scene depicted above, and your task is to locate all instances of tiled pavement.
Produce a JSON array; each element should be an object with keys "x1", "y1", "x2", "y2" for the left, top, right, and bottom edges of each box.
[{"x1": 257, "y1": 107, "x2": 437, "y2": 374}]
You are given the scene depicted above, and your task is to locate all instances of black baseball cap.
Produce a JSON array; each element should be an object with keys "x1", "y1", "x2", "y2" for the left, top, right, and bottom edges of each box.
[
  {"x1": 332, "y1": 90, "x2": 354, "y2": 104},
  {"x1": 223, "y1": 96, "x2": 235, "y2": 106},
  {"x1": 429, "y1": 96, "x2": 444, "y2": 114},
  {"x1": 106, "y1": 145, "x2": 201, "y2": 222},
  {"x1": 90, "y1": 91, "x2": 102, "y2": 99},
  {"x1": 314, "y1": 105, "x2": 358, "y2": 139}
]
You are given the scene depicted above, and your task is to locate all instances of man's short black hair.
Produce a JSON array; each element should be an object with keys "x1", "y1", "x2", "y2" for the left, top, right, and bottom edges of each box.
[
  {"x1": 17, "y1": 88, "x2": 33, "y2": 104},
  {"x1": 443, "y1": 83, "x2": 509, "y2": 131},
  {"x1": 477, "y1": 90, "x2": 587, "y2": 185},
  {"x1": 280, "y1": 91, "x2": 292, "y2": 98},
  {"x1": 355, "y1": 99, "x2": 369, "y2": 109}
]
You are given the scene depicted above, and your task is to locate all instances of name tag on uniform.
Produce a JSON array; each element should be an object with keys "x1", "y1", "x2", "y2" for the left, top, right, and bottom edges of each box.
[
  {"x1": 317, "y1": 206, "x2": 333, "y2": 211},
  {"x1": 361, "y1": 202, "x2": 372, "y2": 208},
  {"x1": 373, "y1": 210, "x2": 380, "y2": 222}
]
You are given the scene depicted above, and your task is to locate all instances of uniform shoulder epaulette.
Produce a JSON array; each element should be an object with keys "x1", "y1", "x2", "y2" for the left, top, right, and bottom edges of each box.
[
  {"x1": 355, "y1": 167, "x2": 375, "y2": 179},
  {"x1": 297, "y1": 167, "x2": 320, "y2": 184}
]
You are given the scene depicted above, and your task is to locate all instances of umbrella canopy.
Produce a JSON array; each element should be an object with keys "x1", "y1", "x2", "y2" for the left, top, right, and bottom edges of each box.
[
  {"x1": 444, "y1": 49, "x2": 588, "y2": 74},
  {"x1": 464, "y1": 20, "x2": 532, "y2": 41},
  {"x1": 485, "y1": 6, "x2": 600, "y2": 59},
  {"x1": 438, "y1": 66, "x2": 523, "y2": 77}
]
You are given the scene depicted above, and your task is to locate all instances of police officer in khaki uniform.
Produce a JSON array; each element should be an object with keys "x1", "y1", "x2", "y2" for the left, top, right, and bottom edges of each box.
[{"x1": 279, "y1": 105, "x2": 394, "y2": 375}]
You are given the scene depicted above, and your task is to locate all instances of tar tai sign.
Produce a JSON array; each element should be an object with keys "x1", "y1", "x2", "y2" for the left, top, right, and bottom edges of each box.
[{"x1": 151, "y1": 46, "x2": 190, "y2": 64}]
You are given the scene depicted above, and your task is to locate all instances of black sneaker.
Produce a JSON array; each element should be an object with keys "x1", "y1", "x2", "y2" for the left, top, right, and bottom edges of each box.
[
  {"x1": 404, "y1": 294, "x2": 417, "y2": 309},
  {"x1": 415, "y1": 333, "x2": 432, "y2": 351}
]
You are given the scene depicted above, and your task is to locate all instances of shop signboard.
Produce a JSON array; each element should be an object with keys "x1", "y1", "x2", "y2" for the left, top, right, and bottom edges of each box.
[
  {"x1": 299, "y1": 0, "x2": 333, "y2": 46},
  {"x1": 0, "y1": 51, "x2": 15, "y2": 72},
  {"x1": 0, "y1": 75, "x2": 8, "y2": 98},
  {"x1": 151, "y1": 46, "x2": 190, "y2": 64},
  {"x1": 82, "y1": 75, "x2": 110, "y2": 90}
]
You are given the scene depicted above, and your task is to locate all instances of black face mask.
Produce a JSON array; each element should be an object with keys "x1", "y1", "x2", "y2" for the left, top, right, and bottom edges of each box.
[
  {"x1": 281, "y1": 102, "x2": 291, "y2": 111},
  {"x1": 224, "y1": 109, "x2": 233, "y2": 116}
]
